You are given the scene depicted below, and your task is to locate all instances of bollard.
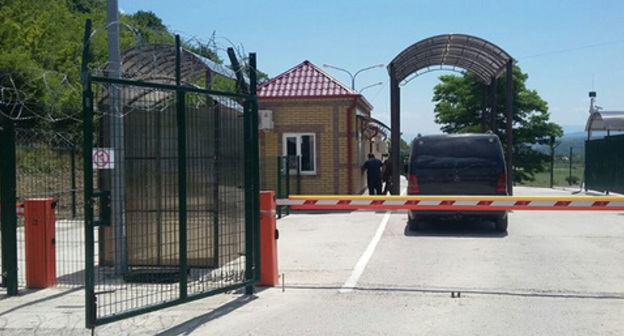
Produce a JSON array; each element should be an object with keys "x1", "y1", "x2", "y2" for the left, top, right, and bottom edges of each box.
[
  {"x1": 259, "y1": 191, "x2": 279, "y2": 286},
  {"x1": 24, "y1": 198, "x2": 56, "y2": 288}
]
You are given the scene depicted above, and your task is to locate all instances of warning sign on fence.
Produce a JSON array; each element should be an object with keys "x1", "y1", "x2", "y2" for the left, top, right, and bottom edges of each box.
[{"x1": 92, "y1": 148, "x2": 115, "y2": 169}]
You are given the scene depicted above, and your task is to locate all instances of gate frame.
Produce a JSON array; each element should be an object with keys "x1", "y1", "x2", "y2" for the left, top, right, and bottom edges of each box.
[
  {"x1": 0, "y1": 112, "x2": 18, "y2": 295},
  {"x1": 81, "y1": 19, "x2": 260, "y2": 328}
]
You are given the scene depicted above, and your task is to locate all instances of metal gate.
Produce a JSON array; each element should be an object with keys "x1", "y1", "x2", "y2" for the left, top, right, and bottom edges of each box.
[
  {"x1": 585, "y1": 134, "x2": 624, "y2": 194},
  {"x1": 81, "y1": 22, "x2": 259, "y2": 327}
]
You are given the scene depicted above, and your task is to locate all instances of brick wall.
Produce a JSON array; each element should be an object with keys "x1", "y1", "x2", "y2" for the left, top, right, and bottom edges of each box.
[{"x1": 259, "y1": 97, "x2": 371, "y2": 195}]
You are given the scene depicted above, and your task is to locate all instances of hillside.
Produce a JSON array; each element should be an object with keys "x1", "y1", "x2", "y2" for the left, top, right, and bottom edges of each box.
[
  {"x1": 553, "y1": 132, "x2": 587, "y2": 155},
  {"x1": 533, "y1": 132, "x2": 586, "y2": 155},
  {"x1": 534, "y1": 130, "x2": 624, "y2": 155},
  {"x1": 0, "y1": 0, "x2": 245, "y2": 129}
]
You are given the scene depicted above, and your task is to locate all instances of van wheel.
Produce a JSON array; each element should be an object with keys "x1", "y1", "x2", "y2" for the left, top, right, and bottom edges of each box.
[
  {"x1": 408, "y1": 218, "x2": 421, "y2": 231},
  {"x1": 495, "y1": 217, "x2": 508, "y2": 232}
]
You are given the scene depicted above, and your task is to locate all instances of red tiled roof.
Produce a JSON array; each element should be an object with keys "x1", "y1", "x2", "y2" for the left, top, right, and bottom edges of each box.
[{"x1": 258, "y1": 60, "x2": 358, "y2": 98}]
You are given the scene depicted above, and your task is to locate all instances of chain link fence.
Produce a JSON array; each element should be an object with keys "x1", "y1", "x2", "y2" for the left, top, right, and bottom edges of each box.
[
  {"x1": 515, "y1": 151, "x2": 585, "y2": 189},
  {"x1": 6, "y1": 126, "x2": 88, "y2": 288}
]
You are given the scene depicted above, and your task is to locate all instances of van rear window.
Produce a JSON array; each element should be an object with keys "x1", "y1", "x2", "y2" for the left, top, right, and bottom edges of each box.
[{"x1": 413, "y1": 137, "x2": 501, "y2": 169}]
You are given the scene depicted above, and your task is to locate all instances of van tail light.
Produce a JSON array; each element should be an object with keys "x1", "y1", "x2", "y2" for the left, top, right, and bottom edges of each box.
[
  {"x1": 408, "y1": 174, "x2": 420, "y2": 194},
  {"x1": 496, "y1": 173, "x2": 507, "y2": 193}
]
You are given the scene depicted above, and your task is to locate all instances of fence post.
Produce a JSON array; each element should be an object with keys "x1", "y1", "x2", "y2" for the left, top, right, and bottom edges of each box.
[
  {"x1": 175, "y1": 35, "x2": 188, "y2": 299},
  {"x1": 70, "y1": 145, "x2": 77, "y2": 218},
  {"x1": 285, "y1": 156, "x2": 291, "y2": 216},
  {"x1": 296, "y1": 155, "x2": 301, "y2": 194},
  {"x1": 81, "y1": 19, "x2": 96, "y2": 329},
  {"x1": 569, "y1": 147, "x2": 573, "y2": 186},
  {"x1": 0, "y1": 114, "x2": 18, "y2": 296},
  {"x1": 549, "y1": 135, "x2": 555, "y2": 188},
  {"x1": 277, "y1": 157, "x2": 282, "y2": 219},
  {"x1": 250, "y1": 53, "x2": 261, "y2": 284}
]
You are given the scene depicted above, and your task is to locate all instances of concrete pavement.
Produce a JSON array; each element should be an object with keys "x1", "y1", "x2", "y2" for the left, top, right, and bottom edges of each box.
[{"x1": 1, "y1": 183, "x2": 623, "y2": 335}]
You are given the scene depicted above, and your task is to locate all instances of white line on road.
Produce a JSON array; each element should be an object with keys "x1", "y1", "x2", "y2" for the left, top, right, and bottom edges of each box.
[
  {"x1": 339, "y1": 210, "x2": 390, "y2": 293},
  {"x1": 339, "y1": 184, "x2": 406, "y2": 293}
]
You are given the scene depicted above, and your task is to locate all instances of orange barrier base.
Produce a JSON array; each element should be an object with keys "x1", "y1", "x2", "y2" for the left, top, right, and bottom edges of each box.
[
  {"x1": 24, "y1": 198, "x2": 56, "y2": 288},
  {"x1": 259, "y1": 191, "x2": 278, "y2": 286}
]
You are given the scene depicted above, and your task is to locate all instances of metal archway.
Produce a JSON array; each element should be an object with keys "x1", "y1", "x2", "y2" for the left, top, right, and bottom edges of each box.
[{"x1": 388, "y1": 34, "x2": 515, "y2": 195}]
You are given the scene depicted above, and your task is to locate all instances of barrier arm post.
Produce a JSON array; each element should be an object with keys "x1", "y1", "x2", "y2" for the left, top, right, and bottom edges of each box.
[
  {"x1": 24, "y1": 198, "x2": 57, "y2": 288},
  {"x1": 259, "y1": 191, "x2": 279, "y2": 286}
]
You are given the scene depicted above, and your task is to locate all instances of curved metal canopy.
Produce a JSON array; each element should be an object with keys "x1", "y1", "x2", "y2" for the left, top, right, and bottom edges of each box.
[
  {"x1": 98, "y1": 44, "x2": 245, "y2": 111},
  {"x1": 586, "y1": 111, "x2": 624, "y2": 132},
  {"x1": 358, "y1": 115, "x2": 391, "y2": 139},
  {"x1": 389, "y1": 34, "x2": 514, "y2": 84}
]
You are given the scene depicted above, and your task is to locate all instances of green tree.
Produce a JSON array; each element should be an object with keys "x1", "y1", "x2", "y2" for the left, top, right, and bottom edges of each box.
[
  {"x1": 432, "y1": 66, "x2": 563, "y2": 183},
  {"x1": 123, "y1": 10, "x2": 173, "y2": 46},
  {"x1": 0, "y1": 0, "x2": 267, "y2": 127},
  {"x1": 65, "y1": 0, "x2": 105, "y2": 13},
  {"x1": 387, "y1": 135, "x2": 411, "y2": 170}
]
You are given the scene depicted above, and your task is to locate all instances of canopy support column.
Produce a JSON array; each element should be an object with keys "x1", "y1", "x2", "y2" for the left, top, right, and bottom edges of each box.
[
  {"x1": 489, "y1": 76, "x2": 497, "y2": 132},
  {"x1": 389, "y1": 64, "x2": 401, "y2": 195},
  {"x1": 481, "y1": 84, "x2": 488, "y2": 133},
  {"x1": 505, "y1": 60, "x2": 514, "y2": 195}
]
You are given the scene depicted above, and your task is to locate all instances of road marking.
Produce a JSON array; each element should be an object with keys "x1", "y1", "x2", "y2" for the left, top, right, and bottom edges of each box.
[
  {"x1": 339, "y1": 210, "x2": 390, "y2": 293},
  {"x1": 340, "y1": 185, "x2": 406, "y2": 293}
]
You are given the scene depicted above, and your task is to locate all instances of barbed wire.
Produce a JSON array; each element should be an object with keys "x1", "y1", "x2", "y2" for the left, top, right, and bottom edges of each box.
[
  {"x1": 0, "y1": 68, "x2": 82, "y2": 123},
  {"x1": 1, "y1": 21, "x2": 259, "y2": 123}
]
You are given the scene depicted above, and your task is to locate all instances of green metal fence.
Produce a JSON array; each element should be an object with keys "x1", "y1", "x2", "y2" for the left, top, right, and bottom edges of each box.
[
  {"x1": 277, "y1": 156, "x2": 300, "y2": 218},
  {"x1": 2, "y1": 123, "x2": 87, "y2": 293},
  {"x1": 518, "y1": 156, "x2": 585, "y2": 188},
  {"x1": 586, "y1": 134, "x2": 624, "y2": 194},
  {"x1": 14, "y1": 128, "x2": 87, "y2": 287},
  {"x1": 259, "y1": 155, "x2": 300, "y2": 218},
  {"x1": 81, "y1": 24, "x2": 259, "y2": 327}
]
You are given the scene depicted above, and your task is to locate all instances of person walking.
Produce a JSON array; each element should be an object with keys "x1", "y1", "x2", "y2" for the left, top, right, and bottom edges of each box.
[
  {"x1": 382, "y1": 154, "x2": 393, "y2": 195},
  {"x1": 362, "y1": 153, "x2": 383, "y2": 195}
]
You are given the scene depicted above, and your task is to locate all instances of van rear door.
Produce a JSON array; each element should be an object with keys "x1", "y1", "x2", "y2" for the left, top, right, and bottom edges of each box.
[{"x1": 411, "y1": 136, "x2": 504, "y2": 195}]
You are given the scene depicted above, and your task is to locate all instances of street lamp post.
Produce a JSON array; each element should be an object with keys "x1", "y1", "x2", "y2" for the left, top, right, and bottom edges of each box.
[
  {"x1": 358, "y1": 81, "x2": 383, "y2": 94},
  {"x1": 322, "y1": 63, "x2": 384, "y2": 90}
]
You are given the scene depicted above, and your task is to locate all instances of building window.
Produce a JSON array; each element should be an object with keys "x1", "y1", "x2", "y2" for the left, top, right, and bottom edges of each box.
[{"x1": 283, "y1": 133, "x2": 316, "y2": 175}]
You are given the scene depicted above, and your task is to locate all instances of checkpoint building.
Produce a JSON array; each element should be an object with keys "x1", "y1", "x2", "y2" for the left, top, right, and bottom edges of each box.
[{"x1": 257, "y1": 60, "x2": 389, "y2": 195}]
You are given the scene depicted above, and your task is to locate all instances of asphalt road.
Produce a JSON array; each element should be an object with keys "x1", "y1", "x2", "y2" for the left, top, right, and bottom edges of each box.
[{"x1": 1, "y1": 186, "x2": 623, "y2": 335}]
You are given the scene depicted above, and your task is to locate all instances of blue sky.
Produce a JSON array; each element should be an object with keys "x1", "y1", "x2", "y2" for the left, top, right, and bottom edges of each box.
[{"x1": 119, "y1": 0, "x2": 624, "y2": 139}]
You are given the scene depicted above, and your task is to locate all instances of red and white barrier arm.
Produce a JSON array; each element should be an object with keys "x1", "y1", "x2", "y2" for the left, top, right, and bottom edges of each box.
[{"x1": 276, "y1": 195, "x2": 624, "y2": 211}]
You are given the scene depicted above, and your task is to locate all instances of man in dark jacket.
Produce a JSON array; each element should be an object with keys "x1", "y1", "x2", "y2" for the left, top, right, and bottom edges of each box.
[{"x1": 362, "y1": 153, "x2": 383, "y2": 195}]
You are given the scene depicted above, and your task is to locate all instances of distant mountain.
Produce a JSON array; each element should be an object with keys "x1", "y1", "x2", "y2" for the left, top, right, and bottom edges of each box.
[
  {"x1": 553, "y1": 133, "x2": 587, "y2": 155},
  {"x1": 532, "y1": 131, "x2": 586, "y2": 155},
  {"x1": 534, "y1": 130, "x2": 624, "y2": 155},
  {"x1": 404, "y1": 126, "x2": 618, "y2": 156},
  {"x1": 561, "y1": 125, "x2": 587, "y2": 135}
]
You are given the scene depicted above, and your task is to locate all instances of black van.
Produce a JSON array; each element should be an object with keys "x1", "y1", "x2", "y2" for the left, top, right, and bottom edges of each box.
[{"x1": 406, "y1": 133, "x2": 508, "y2": 232}]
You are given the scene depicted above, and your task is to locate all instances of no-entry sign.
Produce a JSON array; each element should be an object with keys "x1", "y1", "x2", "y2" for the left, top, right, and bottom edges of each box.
[{"x1": 92, "y1": 148, "x2": 115, "y2": 169}]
